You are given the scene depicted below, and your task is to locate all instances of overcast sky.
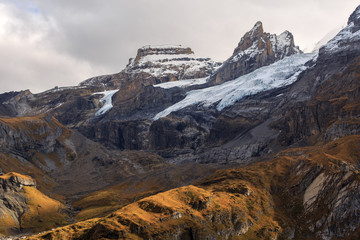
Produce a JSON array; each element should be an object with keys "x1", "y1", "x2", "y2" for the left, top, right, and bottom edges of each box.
[{"x1": 0, "y1": 0, "x2": 359, "y2": 94}]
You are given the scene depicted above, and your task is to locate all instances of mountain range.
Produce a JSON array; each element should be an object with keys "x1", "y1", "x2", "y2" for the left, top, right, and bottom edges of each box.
[{"x1": 0, "y1": 5, "x2": 360, "y2": 240}]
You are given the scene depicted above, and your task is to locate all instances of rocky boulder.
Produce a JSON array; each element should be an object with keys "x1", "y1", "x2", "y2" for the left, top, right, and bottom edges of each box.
[{"x1": 0, "y1": 172, "x2": 36, "y2": 189}]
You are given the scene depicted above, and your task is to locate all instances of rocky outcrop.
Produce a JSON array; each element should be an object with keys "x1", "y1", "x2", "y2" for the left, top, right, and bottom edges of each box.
[
  {"x1": 0, "y1": 172, "x2": 66, "y2": 236},
  {"x1": 0, "y1": 90, "x2": 33, "y2": 117},
  {"x1": 0, "y1": 173, "x2": 36, "y2": 189},
  {"x1": 0, "y1": 173, "x2": 33, "y2": 235},
  {"x1": 302, "y1": 169, "x2": 360, "y2": 239},
  {"x1": 208, "y1": 21, "x2": 301, "y2": 85}
]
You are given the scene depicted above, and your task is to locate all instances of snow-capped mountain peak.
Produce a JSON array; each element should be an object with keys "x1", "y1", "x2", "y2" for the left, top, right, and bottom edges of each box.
[
  {"x1": 79, "y1": 45, "x2": 221, "y2": 88},
  {"x1": 208, "y1": 21, "x2": 302, "y2": 85},
  {"x1": 123, "y1": 45, "x2": 221, "y2": 80}
]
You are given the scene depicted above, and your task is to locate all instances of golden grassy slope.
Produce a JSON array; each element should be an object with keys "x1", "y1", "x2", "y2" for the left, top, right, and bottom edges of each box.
[
  {"x1": 26, "y1": 183, "x2": 279, "y2": 240},
  {"x1": 21, "y1": 186, "x2": 68, "y2": 232},
  {"x1": 72, "y1": 162, "x2": 218, "y2": 222}
]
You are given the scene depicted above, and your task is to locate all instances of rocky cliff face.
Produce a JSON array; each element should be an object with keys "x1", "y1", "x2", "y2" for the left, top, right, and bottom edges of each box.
[
  {"x1": 0, "y1": 115, "x2": 75, "y2": 166},
  {"x1": 208, "y1": 21, "x2": 301, "y2": 85},
  {"x1": 274, "y1": 136, "x2": 360, "y2": 240}
]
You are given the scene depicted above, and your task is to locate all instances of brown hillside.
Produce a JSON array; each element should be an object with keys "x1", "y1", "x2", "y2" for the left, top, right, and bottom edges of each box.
[{"x1": 26, "y1": 135, "x2": 360, "y2": 239}]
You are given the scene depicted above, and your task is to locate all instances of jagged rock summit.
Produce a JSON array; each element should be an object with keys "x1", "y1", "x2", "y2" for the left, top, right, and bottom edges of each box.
[
  {"x1": 209, "y1": 21, "x2": 302, "y2": 84},
  {"x1": 80, "y1": 45, "x2": 220, "y2": 88}
]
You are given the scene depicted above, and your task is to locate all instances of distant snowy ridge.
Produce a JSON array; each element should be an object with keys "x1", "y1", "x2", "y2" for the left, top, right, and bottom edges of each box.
[
  {"x1": 154, "y1": 52, "x2": 317, "y2": 120},
  {"x1": 303, "y1": 25, "x2": 344, "y2": 53},
  {"x1": 321, "y1": 22, "x2": 360, "y2": 53},
  {"x1": 140, "y1": 44, "x2": 189, "y2": 49},
  {"x1": 93, "y1": 90, "x2": 119, "y2": 116},
  {"x1": 322, "y1": 6, "x2": 360, "y2": 54}
]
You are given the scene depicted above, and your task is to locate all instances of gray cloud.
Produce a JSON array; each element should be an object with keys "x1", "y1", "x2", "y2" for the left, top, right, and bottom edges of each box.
[{"x1": 0, "y1": 0, "x2": 359, "y2": 93}]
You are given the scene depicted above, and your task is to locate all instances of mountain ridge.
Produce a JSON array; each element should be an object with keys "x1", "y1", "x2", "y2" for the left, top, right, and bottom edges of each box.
[{"x1": 0, "y1": 5, "x2": 360, "y2": 239}]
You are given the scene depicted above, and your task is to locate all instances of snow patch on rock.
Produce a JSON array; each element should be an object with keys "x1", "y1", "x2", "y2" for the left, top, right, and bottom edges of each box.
[
  {"x1": 93, "y1": 90, "x2": 119, "y2": 116},
  {"x1": 154, "y1": 77, "x2": 208, "y2": 89}
]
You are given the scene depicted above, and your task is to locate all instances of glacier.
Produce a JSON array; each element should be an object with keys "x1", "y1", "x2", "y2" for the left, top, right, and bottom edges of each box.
[{"x1": 154, "y1": 52, "x2": 317, "y2": 120}]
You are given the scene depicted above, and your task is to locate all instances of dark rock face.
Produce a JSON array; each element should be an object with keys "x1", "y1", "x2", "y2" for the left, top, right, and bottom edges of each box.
[
  {"x1": 208, "y1": 21, "x2": 301, "y2": 85},
  {"x1": 0, "y1": 86, "x2": 105, "y2": 128},
  {"x1": 276, "y1": 57, "x2": 360, "y2": 145},
  {"x1": 80, "y1": 120, "x2": 152, "y2": 150},
  {"x1": 109, "y1": 85, "x2": 186, "y2": 120},
  {"x1": 149, "y1": 113, "x2": 212, "y2": 151},
  {"x1": 0, "y1": 115, "x2": 65, "y2": 158},
  {"x1": 0, "y1": 114, "x2": 170, "y2": 198}
]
